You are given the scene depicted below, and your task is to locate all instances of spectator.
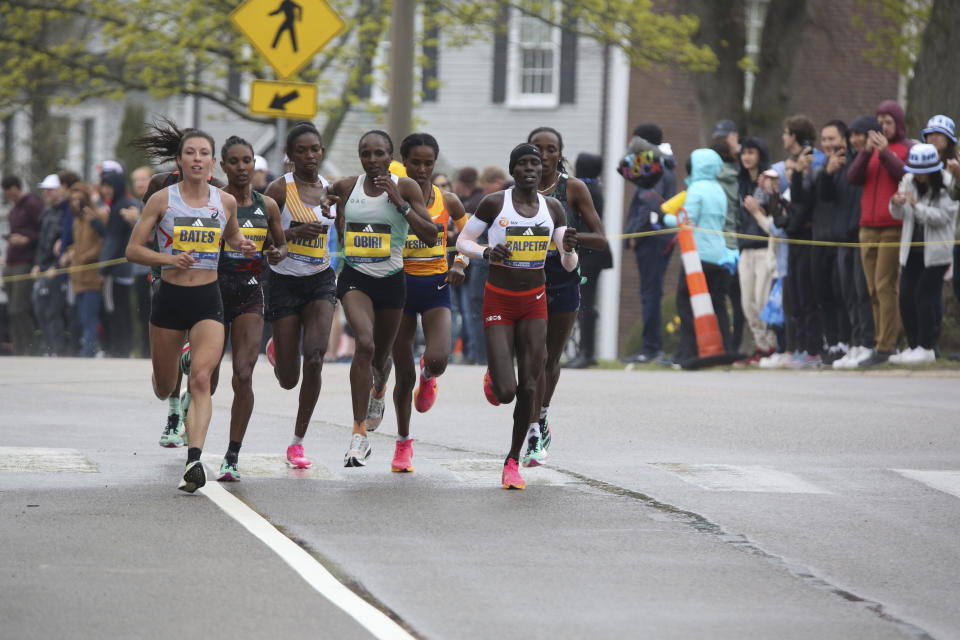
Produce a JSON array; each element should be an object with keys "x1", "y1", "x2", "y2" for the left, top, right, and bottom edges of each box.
[
  {"x1": 825, "y1": 117, "x2": 876, "y2": 368},
  {"x1": 713, "y1": 119, "x2": 741, "y2": 158},
  {"x1": 619, "y1": 123, "x2": 676, "y2": 364},
  {"x1": 129, "y1": 165, "x2": 155, "y2": 357},
  {"x1": 31, "y1": 174, "x2": 70, "y2": 356},
  {"x1": 661, "y1": 148, "x2": 730, "y2": 364},
  {"x1": 64, "y1": 184, "x2": 104, "y2": 357},
  {"x1": 565, "y1": 152, "x2": 612, "y2": 368},
  {"x1": 2, "y1": 175, "x2": 42, "y2": 355},
  {"x1": 773, "y1": 114, "x2": 826, "y2": 192},
  {"x1": 252, "y1": 155, "x2": 271, "y2": 193},
  {"x1": 97, "y1": 170, "x2": 139, "y2": 358},
  {"x1": 737, "y1": 137, "x2": 776, "y2": 362},
  {"x1": 920, "y1": 116, "x2": 960, "y2": 307},
  {"x1": 130, "y1": 166, "x2": 154, "y2": 201},
  {"x1": 889, "y1": 143, "x2": 957, "y2": 364},
  {"x1": 432, "y1": 173, "x2": 450, "y2": 189},
  {"x1": 847, "y1": 100, "x2": 913, "y2": 367},
  {"x1": 450, "y1": 166, "x2": 485, "y2": 364},
  {"x1": 710, "y1": 134, "x2": 744, "y2": 353}
]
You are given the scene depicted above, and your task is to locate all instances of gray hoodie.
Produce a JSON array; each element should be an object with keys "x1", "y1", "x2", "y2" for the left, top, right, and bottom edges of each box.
[{"x1": 889, "y1": 172, "x2": 958, "y2": 267}]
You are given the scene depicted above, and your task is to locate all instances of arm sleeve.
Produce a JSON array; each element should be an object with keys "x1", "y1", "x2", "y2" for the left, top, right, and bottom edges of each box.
[
  {"x1": 878, "y1": 148, "x2": 907, "y2": 181},
  {"x1": 455, "y1": 215, "x2": 489, "y2": 260},
  {"x1": 847, "y1": 150, "x2": 870, "y2": 185},
  {"x1": 552, "y1": 226, "x2": 579, "y2": 271}
]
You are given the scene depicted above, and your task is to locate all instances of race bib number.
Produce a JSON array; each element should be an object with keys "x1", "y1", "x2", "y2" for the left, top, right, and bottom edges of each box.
[
  {"x1": 403, "y1": 224, "x2": 445, "y2": 260},
  {"x1": 287, "y1": 222, "x2": 328, "y2": 264},
  {"x1": 223, "y1": 218, "x2": 267, "y2": 259},
  {"x1": 504, "y1": 225, "x2": 549, "y2": 269},
  {"x1": 345, "y1": 222, "x2": 391, "y2": 263},
  {"x1": 173, "y1": 216, "x2": 222, "y2": 261}
]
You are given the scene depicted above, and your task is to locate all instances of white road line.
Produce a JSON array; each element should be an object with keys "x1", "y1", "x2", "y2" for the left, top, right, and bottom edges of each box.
[
  {"x1": 893, "y1": 469, "x2": 960, "y2": 499},
  {"x1": 0, "y1": 446, "x2": 98, "y2": 473},
  {"x1": 201, "y1": 480, "x2": 414, "y2": 640},
  {"x1": 438, "y1": 458, "x2": 571, "y2": 486},
  {"x1": 653, "y1": 463, "x2": 831, "y2": 494}
]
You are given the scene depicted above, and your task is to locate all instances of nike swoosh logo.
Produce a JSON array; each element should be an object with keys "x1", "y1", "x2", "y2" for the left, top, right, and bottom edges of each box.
[
  {"x1": 536, "y1": 292, "x2": 545, "y2": 300},
  {"x1": 437, "y1": 283, "x2": 448, "y2": 290}
]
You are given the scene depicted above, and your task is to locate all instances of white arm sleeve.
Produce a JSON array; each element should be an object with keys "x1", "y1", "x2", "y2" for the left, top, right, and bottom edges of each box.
[
  {"x1": 456, "y1": 215, "x2": 489, "y2": 260},
  {"x1": 552, "y1": 226, "x2": 579, "y2": 271}
]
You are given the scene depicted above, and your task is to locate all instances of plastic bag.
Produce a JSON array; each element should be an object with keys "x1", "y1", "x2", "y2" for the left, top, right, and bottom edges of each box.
[{"x1": 759, "y1": 278, "x2": 784, "y2": 327}]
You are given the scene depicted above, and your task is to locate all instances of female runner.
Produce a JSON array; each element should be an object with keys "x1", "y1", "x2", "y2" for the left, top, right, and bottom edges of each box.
[
  {"x1": 126, "y1": 129, "x2": 256, "y2": 492},
  {"x1": 327, "y1": 130, "x2": 437, "y2": 467},
  {"x1": 263, "y1": 122, "x2": 338, "y2": 470},
  {"x1": 456, "y1": 144, "x2": 578, "y2": 489},
  {"x1": 524, "y1": 127, "x2": 607, "y2": 467},
  {"x1": 390, "y1": 132, "x2": 468, "y2": 472},
  {"x1": 206, "y1": 136, "x2": 286, "y2": 480}
]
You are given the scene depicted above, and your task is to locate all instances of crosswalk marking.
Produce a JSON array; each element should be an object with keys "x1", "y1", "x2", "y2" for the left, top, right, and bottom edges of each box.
[
  {"x1": 892, "y1": 469, "x2": 960, "y2": 500},
  {"x1": 234, "y1": 454, "x2": 334, "y2": 480},
  {"x1": 0, "y1": 447, "x2": 98, "y2": 473},
  {"x1": 652, "y1": 463, "x2": 830, "y2": 494},
  {"x1": 438, "y1": 458, "x2": 570, "y2": 487}
]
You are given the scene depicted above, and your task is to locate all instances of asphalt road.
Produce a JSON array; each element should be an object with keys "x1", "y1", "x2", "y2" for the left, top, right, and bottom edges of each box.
[{"x1": 1, "y1": 357, "x2": 958, "y2": 639}]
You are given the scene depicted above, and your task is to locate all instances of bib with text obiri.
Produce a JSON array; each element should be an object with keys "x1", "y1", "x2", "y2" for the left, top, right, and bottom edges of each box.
[{"x1": 345, "y1": 222, "x2": 391, "y2": 263}]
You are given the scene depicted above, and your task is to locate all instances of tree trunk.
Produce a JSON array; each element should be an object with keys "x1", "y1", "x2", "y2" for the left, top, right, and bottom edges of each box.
[
  {"x1": 745, "y1": 0, "x2": 808, "y2": 147},
  {"x1": 905, "y1": 0, "x2": 959, "y2": 137},
  {"x1": 678, "y1": 0, "x2": 747, "y2": 144}
]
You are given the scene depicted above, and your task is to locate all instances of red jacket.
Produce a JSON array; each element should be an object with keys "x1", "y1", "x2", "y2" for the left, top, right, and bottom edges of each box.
[{"x1": 847, "y1": 144, "x2": 909, "y2": 228}]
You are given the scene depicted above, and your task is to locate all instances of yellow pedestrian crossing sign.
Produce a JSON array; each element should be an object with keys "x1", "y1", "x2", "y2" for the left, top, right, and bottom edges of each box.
[
  {"x1": 249, "y1": 80, "x2": 318, "y2": 119},
  {"x1": 231, "y1": 0, "x2": 346, "y2": 79}
]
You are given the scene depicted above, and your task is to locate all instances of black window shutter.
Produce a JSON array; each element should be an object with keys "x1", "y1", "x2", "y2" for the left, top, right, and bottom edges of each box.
[
  {"x1": 559, "y1": 22, "x2": 577, "y2": 104},
  {"x1": 422, "y1": 21, "x2": 439, "y2": 101},
  {"x1": 492, "y1": 8, "x2": 509, "y2": 104}
]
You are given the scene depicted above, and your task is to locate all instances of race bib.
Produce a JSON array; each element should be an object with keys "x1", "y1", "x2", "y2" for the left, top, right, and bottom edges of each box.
[
  {"x1": 173, "y1": 216, "x2": 222, "y2": 261},
  {"x1": 287, "y1": 222, "x2": 328, "y2": 264},
  {"x1": 223, "y1": 218, "x2": 267, "y2": 259},
  {"x1": 345, "y1": 222, "x2": 391, "y2": 263},
  {"x1": 403, "y1": 224, "x2": 445, "y2": 260},
  {"x1": 504, "y1": 225, "x2": 550, "y2": 269}
]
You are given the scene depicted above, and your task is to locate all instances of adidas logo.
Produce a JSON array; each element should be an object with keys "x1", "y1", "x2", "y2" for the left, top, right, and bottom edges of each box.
[
  {"x1": 362, "y1": 225, "x2": 373, "y2": 233},
  {"x1": 254, "y1": 208, "x2": 264, "y2": 216},
  {"x1": 192, "y1": 219, "x2": 204, "y2": 227},
  {"x1": 247, "y1": 277, "x2": 258, "y2": 285},
  {"x1": 242, "y1": 220, "x2": 253, "y2": 227},
  {"x1": 523, "y1": 228, "x2": 534, "y2": 236}
]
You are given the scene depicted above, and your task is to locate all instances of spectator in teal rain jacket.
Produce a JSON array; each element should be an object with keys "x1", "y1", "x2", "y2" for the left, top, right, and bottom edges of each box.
[{"x1": 660, "y1": 148, "x2": 732, "y2": 363}]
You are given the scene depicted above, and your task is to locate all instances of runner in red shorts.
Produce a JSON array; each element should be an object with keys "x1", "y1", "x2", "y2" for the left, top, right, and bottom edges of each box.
[{"x1": 456, "y1": 144, "x2": 578, "y2": 489}]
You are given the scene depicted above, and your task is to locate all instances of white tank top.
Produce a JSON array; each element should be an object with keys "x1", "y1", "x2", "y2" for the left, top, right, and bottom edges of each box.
[
  {"x1": 486, "y1": 189, "x2": 554, "y2": 269},
  {"x1": 342, "y1": 174, "x2": 407, "y2": 277},
  {"x1": 157, "y1": 184, "x2": 226, "y2": 271},
  {"x1": 271, "y1": 172, "x2": 334, "y2": 277}
]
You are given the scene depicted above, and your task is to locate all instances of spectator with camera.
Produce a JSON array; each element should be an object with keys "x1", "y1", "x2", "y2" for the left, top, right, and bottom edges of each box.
[
  {"x1": 63, "y1": 184, "x2": 105, "y2": 357},
  {"x1": 31, "y1": 174, "x2": 70, "y2": 356}
]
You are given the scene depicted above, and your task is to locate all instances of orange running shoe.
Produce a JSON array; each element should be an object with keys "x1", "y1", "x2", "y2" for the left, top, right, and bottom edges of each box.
[
  {"x1": 413, "y1": 357, "x2": 438, "y2": 413},
  {"x1": 483, "y1": 370, "x2": 500, "y2": 406},
  {"x1": 391, "y1": 439, "x2": 414, "y2": 473},
  {"x1": 501, "y1": 457, "x2": 525, "y2": 489}
]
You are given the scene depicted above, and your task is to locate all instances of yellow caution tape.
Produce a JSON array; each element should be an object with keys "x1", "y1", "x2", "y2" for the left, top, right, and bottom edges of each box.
[{"x1": 1, "y1": 258, "x2": 128, "y2": 284}]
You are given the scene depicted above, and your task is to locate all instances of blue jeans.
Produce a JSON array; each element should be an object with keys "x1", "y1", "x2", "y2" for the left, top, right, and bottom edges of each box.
[
  {"x1": 463, "y1": 260, "x2": 488, "y2": 364},
  {"x1": 76, "y1": 290, "x2": 102, "y2": 357},
  {"x1": 633, "y1": 234, "x2": 674, "y2": 356}
]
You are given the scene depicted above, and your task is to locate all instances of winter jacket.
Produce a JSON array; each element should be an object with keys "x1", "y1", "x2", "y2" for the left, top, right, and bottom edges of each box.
[
  {"x1": 813, "y1": 152, "x2": 863, "y2": 242},
  {"x1": 848, "y1": 100, "x2": 912, "y2": 228},
  {"x1": 716, "y1": 161, "x2": 739, "y2": 250},
  {"x1": 34, "y1": 202, "x2": 67, "y2": 271},
  {"x1": 4, "y1": 192, "x2": 43, "y2": 267},
  {"x1": 98, "y1": 171, "x2": 140, "y2": 278},
  {"x1": 69, "y1": 212, "x2": 105, "y2": 293},
  {"x1": 624, "y1": 141, "x2": 677, "y2": 237},
  {"x1": 889, "y1": 172, "x2": 957, "y2": 267},
  {"x1": 664, "y1": 149, "x2": 727, "y2": 265},
  {"x1": 785, "y1": 166, "x2": 816, "y2": 239}
]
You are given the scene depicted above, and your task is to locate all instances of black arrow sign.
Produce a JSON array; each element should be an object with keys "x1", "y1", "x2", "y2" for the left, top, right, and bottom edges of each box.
[{"x1": 269, "y1": 90, "x2": 300, "y2": 110}]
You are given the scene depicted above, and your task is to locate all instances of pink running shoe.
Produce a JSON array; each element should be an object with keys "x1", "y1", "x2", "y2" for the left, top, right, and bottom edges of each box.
[
  {"x1": 413, "y1": 357, "x2": 438, "y2": 413},
  {"x1": 391, "y1": 439, "x2": 414, "y2": 473},
  {"x1": 266, "y1": 337, "x2": 277, "y2": 368},
  {"x1": 483, "y1": 370, "x2": 500, "y2": 406},
  {"x1": 286, "y1": 444, "x2": 312, "y2": 469},
  {"x1": 501, "y1": 457, "x2": 525, "y2": 490}
]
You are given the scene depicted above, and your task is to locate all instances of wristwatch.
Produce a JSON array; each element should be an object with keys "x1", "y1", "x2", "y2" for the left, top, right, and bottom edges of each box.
[
  {"x1": 396, "y1": 201, "x2": 411, "y2": 216},
  {"x1": 482, "y1": 247, "x2": 492, "y2": 261}
]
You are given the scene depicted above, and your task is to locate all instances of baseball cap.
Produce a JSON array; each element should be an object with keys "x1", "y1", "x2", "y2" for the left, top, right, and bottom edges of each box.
[
  {"x1": 904, "y1": 143, "x2": 943, "y2": 174},
  {"x1": 254, "y1": 155, "x2": 269, "y2": 172},
  {"x1": 38, "y1": 174, "x2": 61, "y2": 189},
  {"x1": 99, "y1": 160, "x2": 123, "y2": 174},
  {"x1": 712, "y1": 119, "x2": 738, "y2": 138},
  {"x1": 920, "y1": 115, "x2": 957, "y2": 144}
]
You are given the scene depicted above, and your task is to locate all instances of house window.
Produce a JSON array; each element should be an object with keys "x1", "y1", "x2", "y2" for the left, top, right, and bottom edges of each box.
[{"x1": 507, "y1": 8, "x2": 561, "y2": 108}]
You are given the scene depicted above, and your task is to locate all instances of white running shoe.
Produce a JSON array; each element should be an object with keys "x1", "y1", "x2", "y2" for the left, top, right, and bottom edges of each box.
[
  {"x1": 366, "y1": 388, "x2": 386, "y2": 432},
  {"x1": 854, "y1": 347, "x2": 875, "y2": 366},
  {"x1": 903, "y1": 347, "x2": 935, "y2": 364},
  {"x1": 889, "y1": 348, "x2": 915, "y2": 365},
  {"x1": 344, "y1": 433, "x2": 372, "y2": 467}
]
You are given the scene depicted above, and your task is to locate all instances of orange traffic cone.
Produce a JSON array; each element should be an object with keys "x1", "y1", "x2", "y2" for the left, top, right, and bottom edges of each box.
[{"x1": 673, "y1": 209, "x2": 744, "y2": 370}]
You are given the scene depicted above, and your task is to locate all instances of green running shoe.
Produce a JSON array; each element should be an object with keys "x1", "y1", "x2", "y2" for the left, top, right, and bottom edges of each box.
[
  {"x1": 158, "y1": 413, "x2": 185, "y2": 448},
  {"x1": 180, "y1": 343, "x2": 191, "y2": 376},
  {"x1": 180, "y1": 391, "x2": 191, "y2": 446},
  {"x1": 217, "y1": 457, "x2": 240, "y2": 482},
  {"x1": 522, "y1": 433, "x2": 547, "y2": 468},
  {"x1": 540, "y1": 417, "x2": 552, "y2": 451}
]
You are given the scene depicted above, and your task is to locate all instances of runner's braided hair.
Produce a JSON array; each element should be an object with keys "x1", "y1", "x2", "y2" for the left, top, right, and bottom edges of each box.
[
  {"x1": 359, "y1": 129, "x2": 394, "y2": 156},
  {"x1": 400, "y1": 132, "x2": 439, "y2": 160},
  {"x1": 527, "y1": 126, "x2": 568, "y2": 174},
  {"x1": 221, "y1": 135, "x2": 255, "y2": 160},
  {"x1": 285, "y1": 121, "x2": 322, "y2": 155}
]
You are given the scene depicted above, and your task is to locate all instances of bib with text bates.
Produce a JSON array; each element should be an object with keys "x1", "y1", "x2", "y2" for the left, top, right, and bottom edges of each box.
[
  {"x1": 223, "y1": 218, "x2": 268, "y2": 260},
  {"x1": 345, "y1": 222, "x2": 391, "y2": 263},
  {"x1": 173, "y1": 217, "x2": 222, "y2": 261},
  {"x1": 403, "y1": 223, "x2": 445, "y2": 260},
  {"x1": 504, "y1": 225, "x2": 550, "y2": 269},
  {"x1": 287, "y1": 221, "x2": 328, "y2": 264}
]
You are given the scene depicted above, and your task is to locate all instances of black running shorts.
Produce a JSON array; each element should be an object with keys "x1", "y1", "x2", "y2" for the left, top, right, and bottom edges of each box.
[
  {"x1": 266, "y1": 269, "x2": 337, "y2": 322},
  {"x1": 219, "y1": 271, "x2": 265, "y2": 323},
  {"x1": 336, "y1": 264, "x2": 406, "y2": 310},
  {"x1": 150, "y1": 280, "x2": 224, "y2": 331}
]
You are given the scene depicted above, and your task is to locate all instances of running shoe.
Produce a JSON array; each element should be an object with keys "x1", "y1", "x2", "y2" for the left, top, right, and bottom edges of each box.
[
  {"x1": 391, "y1": 439, "x2": 414, "y2": 473},
  {"x1": 159, "y1": 413, "x2": 185, "y2": 448},
  {"x1": 522, "y1": 433, "x2": 547, "y2": 468},
  {"x1": 540, "y1": 417, "x2": 552, "y2": 452},
  {"x1": 286, "y1": 444, "x2": 312, "y2": 469},
  {"x1": 344, "y1": 433, "x2": 372, "y2": 467},
  {"x1": 266, "y1": 337, "x2": 277, "y2": 368},
  {"x1": 180, "y1": 342, "x2": 192, "y2": 376},
  {"x1": 483, "y1": 370, "x2": 500, "y2": 406},
  {"x1": 217, "y1": 458, "x2": 240, "y2": 482},
  {"x1": 178, "y1": 460, "x2": 206, "y2": 493},
  {"x1": 180, "y1": 391, "x2": 191, "y2": 446},
  {"x1": 366, "y1": 387, "x2": 386, "y2": 431},
  {"x1": 501, "y1": 458, "x2": 525, "y2": 490},
  {"x1": 413, "y1": 357, "x2": 438, "y2": 413}
]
